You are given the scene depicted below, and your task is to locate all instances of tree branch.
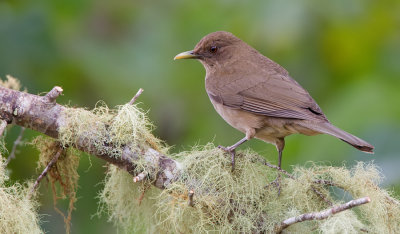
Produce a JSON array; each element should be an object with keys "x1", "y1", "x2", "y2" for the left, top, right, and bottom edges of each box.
[
  {"x1": 0, "y1": 86, "x2": 181, "y2": 189},
  {"x1": 0, "y1": 85, "x2": 392, "y2": 233},
  {"x1": 129, "y1": 88, "x2": 144, "y2": 105},
  {"x1": 5, "y1": 126, "x2": 25, "y2": 165},
  {"x1": 275, "y1": 197, "x2": 371, "y2": 233},
  {"x1": 30, "y1": 148, "x2": 63, "y2": 196}
]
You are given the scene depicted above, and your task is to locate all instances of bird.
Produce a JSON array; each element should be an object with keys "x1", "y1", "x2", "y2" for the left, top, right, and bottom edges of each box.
[{"x1": 174, "y1": 31, "x2": 374, "y2": 174}]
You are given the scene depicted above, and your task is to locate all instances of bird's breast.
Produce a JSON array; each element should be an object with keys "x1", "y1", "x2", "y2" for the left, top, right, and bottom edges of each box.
[{"x1": 209, "y1": 97, "x2": 264, "y2": 134}]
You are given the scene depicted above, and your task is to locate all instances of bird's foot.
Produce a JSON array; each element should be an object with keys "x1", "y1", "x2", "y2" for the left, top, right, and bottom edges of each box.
[
  {"x1": 267, "y1": 173, "x2": 282, "y2": 196},
  {"x1": 218, "y1": 145, "x2": 236, "y2": 172}
]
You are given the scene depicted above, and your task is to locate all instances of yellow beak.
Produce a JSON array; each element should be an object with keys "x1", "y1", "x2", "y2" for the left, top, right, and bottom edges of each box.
[{"x1": 174, "y1": 51, "x2": 199, "y2": 60}]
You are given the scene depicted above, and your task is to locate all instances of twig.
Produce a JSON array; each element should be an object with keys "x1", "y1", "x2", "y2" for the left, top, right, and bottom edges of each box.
[
  {"x1": 261, "y1": 159, "x2": 334, "y2": 205},
  {"x1": 275, "y1": 197, "x2": 371, "y2": 233},
  {"x1": 133, "y1": 172, "x2": 147, "y2": 183},
  {"x1": 310, "y1": 185, "x2": 332, "y2": 206},
  {"x1": 188, "y1": 190, "x2": 194, "y2": 207},
  {"x1": 0, "y1": 86, "x2": 181, "y2": 189},
  {"x1": 261, "y1": 159, "x2": 340, "y2": 189},
  {"x1": 30, "y1": 148, "x2": 63, "y2": 197},
  {"x1": 5, "y1": 127, "x2": 25, "y2": 166},
  {"x1": 261, "y1": 160, "x2": 295, "y2": 180},
  {"x1": 385, "y1": 194, "x2": 400, "y2": 206},
  {"x1": 313, "y1": 179, "x2": 339, "y2": 187},
  {"x1": 45, "y1": 86, "x2": 63, "y2": 103},
  {"x1": 137, "y1": 183, "x2": 151, "y2": 205},
  {"x1": 138, "y1": 189, "x2": 146, "y2": 205},
  {"x1": 129, "y1": 88, "x2": 144, "y2": 105},
  {"x1": 0, "y1": 119, "x2": 6, "y2": 136}
]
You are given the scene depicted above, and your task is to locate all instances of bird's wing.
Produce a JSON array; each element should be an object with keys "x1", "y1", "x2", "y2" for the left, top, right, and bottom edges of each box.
[{"x1": 210, "y1": 74, "x2": 328, "y2": 121}]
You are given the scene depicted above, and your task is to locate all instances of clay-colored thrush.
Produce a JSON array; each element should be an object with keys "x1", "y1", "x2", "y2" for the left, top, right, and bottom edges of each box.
[{"x1": 174, "y1": 31, "x2": 374, "y2": 171}]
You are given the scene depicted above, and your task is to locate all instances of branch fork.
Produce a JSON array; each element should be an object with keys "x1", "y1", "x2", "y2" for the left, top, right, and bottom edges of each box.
[
  {"x1": 0, "y1": 84, "x2": 383, "y2": 233},
  {"x1": 0, "y1": 85, "x2": 181, "y2": 189}
]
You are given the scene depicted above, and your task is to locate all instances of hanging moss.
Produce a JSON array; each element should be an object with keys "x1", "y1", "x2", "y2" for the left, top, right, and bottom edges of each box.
[
  {"x1": 0, "y1": 76, "x2": 42, "y2": 233},
  {"x1": 99, "y1": 144, "x2": 400, "y2": 233},
  {"x1": 0, "y1": 75, "x2": 23, "y2": 91},
  {"x1": 0, "y1": 156, "x2": 42, "y2": 234},
  {"x1": 46, "y1": 100, "x2": 399, "y2": 233},
  {"x1": 58, "y1": 102, "x2": 166, "y2": 159},
  {"x1": 32, "y1": 136, "x2": 80, "y2": 234},
  {"x1": 0, "y1": 75, "x2": 25, "y2": 155},
  {"x1": 98, "y1": 164, "x2": 161, "y2": 233}
]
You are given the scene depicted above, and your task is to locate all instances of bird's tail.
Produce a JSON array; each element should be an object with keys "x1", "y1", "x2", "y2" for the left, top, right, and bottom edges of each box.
[{"x1": 302, "y1": 122, "x2": 374, "y2": 153}]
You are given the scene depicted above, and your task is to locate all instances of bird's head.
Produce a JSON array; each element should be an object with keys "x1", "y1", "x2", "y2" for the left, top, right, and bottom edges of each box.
[{"x1": 174, "y1": 31, "x2": 244, "y2": 70}]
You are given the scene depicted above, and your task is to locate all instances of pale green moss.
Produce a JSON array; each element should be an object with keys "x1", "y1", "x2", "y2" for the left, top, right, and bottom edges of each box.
[
  {"x1": 100, "y1": 144, "x2": 400, "y2": 233},
  {"x1": 0, "y1": 75, "x2": 22, "y2": 91},
  {"x1": 0, "y1": 156, "x2": 42, "y2": 234},
  {"x1": 0, "y1": 76, "x2": 42, "y2": 233},
  {"x1": 98, "y1": 164, "x2": 161, "y2": 233},
  {"x1": 32, "y1": 136, "x2": 80, "y2": 234},
  {"x1": 0, "y1": 75, "x2": 24, "y2": 155},
  {"x1": 58, "y1": 102, "x2": 166, "y2": 159},
  {"x1": 46, "y1": 99, "x2": 399, "y2": 233}
]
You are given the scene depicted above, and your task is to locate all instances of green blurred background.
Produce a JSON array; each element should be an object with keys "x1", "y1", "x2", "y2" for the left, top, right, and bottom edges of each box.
[{"x1": 1, "y1": 0, "x2": 399, "y2": 233}]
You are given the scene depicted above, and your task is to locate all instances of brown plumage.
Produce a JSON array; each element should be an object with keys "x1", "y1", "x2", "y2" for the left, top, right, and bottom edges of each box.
[{"x1": 175, "y1": 31, "x2": 374, "y2": 170}]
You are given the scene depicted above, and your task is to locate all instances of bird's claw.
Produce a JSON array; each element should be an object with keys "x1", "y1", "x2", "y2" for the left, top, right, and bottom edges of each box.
[{"x1": 218, "y1": 145, "x2": 236, "y2": 172}]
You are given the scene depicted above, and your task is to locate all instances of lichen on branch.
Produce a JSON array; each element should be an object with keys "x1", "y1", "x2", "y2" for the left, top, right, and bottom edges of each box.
[
  {"x1": 99, "y1": 145, "x2": 400, "y2": 233},
  {"x1": 1, "y1": 79, "x2": 399, "y2": 233},
  {"x1": 58, "y1": 102, "x2": 166, "y2": 159},
  {"x1": 0, "y1": 156, "x2": 42, "y2": 234},
  {"x1": 32, "y1": 136, "x2": 79, "y2": 233}
]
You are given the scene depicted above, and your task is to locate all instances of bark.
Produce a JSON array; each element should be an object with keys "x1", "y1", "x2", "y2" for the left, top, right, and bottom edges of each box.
[
  {"x1": 0, "y1": 86, "x2": 181, "y2": 189},
  {"x1": 0, "y1": 85, "x2": 373, "y2": 232},
  {"x1": 275, "y1": 197, "x2": 371, "y2": 233}
]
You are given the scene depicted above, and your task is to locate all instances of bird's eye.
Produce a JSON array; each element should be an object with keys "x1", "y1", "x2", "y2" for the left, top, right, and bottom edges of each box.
[{"x1": 210, "y1": 46, "x2": 218, "y2": 53}]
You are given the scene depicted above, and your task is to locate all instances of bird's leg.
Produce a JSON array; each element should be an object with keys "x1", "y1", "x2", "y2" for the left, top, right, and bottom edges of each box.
[
  {"x1": 270, "y1": 149, "x2": 283, "y2": 194},
  {"x1": 269, "y1": 138, "x2": 285, "y2": 195},
  {"x1": 219, "y1": 136, "x2": 248, "y2": 152},
  {"x1": 218, "y1": 136, "x2": 248, "y2": 172},
  {"x1": 278, "y1": 146, "x2": 283, "y2": 169},
  {"x1": 219, "y1": 129, "x2": 255, "y2": 171}
]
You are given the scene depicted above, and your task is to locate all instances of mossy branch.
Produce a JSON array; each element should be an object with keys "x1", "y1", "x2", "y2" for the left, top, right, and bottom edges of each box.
[
  {"x1": 0, "y1": 85, "x2": 180, "y2": 189},
  {"x1": 1, "y1": 83, "x2": 399, "y2": 233}
]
